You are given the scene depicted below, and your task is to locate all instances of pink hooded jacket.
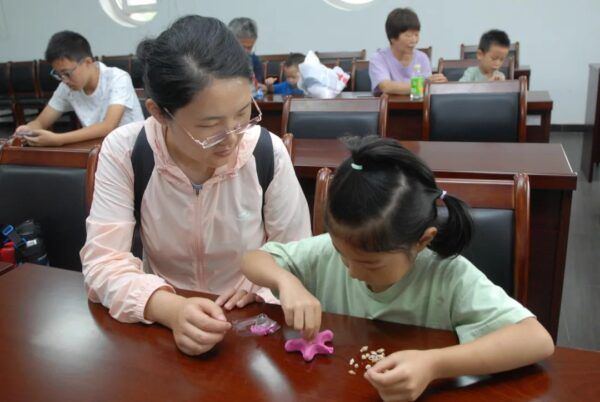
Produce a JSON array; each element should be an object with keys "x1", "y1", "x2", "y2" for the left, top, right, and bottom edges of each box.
[{"x1": 80, "y1": 118, "x2": 311, "y2": 323}]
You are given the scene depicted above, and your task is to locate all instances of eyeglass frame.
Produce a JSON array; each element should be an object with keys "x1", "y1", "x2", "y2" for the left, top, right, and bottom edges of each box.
[
  {"x1": 50, "y1": 59, "x2": 85, "y2": 82},
  {"x1": 163, "y1": 97, "x2": 263, "y2": 149}
]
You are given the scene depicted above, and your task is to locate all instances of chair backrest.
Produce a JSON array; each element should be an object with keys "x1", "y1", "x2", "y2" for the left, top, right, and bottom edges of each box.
[
  {"x1": 258, "y1": 54, "x2": 289, "y2": 82},
  {"x1": 423, "y1": 77, "x2": 527, "y2": 142},
  {"x1": 0, "y1": 144, "x2": 99, "y2": 270},
  {"x1": 9, "y1": 61, "x2": 38, "y2": 99},
  {"x1": 460, "y1": 42, "x2": 520, "y2": 67},
  {"x1": 438, "y1": 57, "x2": 515, "y2": 81},
  {"x1": 0, "y1": 62, "x2": 12, "y2": 98},
  {"x1": 418, "y1": 46, "x2": 433, "y2": 61},
  {"x1": 316, "y1": 50, "x2": 367, "y2": 61},
  {"x1": 130, "y1": 57, "x2": 144, "y2": 89},
  {"x1": 351, "y1": 60, "x2": 372, "y2": 92},
  {"x1": 281, "y1": 96, "x2": 388, "y2": 139},
  {"x1": 101, "y1": 54, "x2": 133, "y2": 74},
  {"x1": 37, "y1": 60, "x2": 60, "y2": 99},
  {"x1": 313, "y1": 167, "x2": 530, "y2": 303}
]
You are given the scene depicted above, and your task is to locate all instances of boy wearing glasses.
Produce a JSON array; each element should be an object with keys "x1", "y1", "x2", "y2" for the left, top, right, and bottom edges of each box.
[{"x1": 14, "y1": 31, "x2": 143, "y2": 147}]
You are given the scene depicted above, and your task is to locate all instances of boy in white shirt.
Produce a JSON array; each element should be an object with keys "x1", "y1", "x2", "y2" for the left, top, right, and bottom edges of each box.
[{"x1": 14, "y1": 31, "x2": 143, "y2": 146}]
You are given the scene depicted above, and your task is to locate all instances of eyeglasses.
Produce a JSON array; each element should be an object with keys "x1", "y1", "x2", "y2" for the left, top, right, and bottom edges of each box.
[
  {"x1": 50, "y1": 60, "x2": 84, "y2": 82},
  {"x1": 164, "y1": 97, "x2": 263, "y2": 149}
]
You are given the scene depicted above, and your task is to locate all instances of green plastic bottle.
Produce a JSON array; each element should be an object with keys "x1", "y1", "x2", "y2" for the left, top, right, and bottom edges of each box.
[{"x1": 410, "y1": 63, "x2": 424, "y2": 101}]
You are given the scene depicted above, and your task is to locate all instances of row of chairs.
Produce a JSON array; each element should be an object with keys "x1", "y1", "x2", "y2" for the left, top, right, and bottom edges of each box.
[
  {"x1": 0, "y1": 137, "x2": 530, "y2": 306},
  {"x1": 282, "y1": 78, "x2": 527, "y2": 143},
  {"x1": 258, "y1": 42, "x2": 520, "y2": 83}
]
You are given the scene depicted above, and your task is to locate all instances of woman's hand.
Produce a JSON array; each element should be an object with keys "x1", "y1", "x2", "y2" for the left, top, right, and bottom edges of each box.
[
  {"x1": 429, "y1": 73, "x2": 448, "y2": 83},
  {"x1": 170, "y1": 297, "x2": 232, "y2": 356},
  {"x1": 364, "y1": 350, "x2": 437, "y2": 402}
]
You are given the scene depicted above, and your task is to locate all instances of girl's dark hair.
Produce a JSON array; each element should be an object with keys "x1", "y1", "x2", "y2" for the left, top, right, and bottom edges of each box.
[
  {"x1": 325, "y1": 137, "x2": 473, "y2": 258},
  {"x1": 136, "y1": 15, "x2": 252, "y2": 114},
  {"x1": 385, "y1": 8, "x2": 421, "y2": 41}
]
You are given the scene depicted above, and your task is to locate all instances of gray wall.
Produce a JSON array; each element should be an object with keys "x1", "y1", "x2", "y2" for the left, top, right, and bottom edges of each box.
[{"x1": 1, "y1": 0, "x2": 599, "y2": 124}]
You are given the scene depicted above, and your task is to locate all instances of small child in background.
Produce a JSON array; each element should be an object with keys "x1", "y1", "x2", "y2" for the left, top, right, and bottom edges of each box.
[
  {"x1": 242, "y1": 136, "x2": 554, "y2": 402},
  {"x1": 265, "y1": 53, "x2": 305, "y2": 95},
  {"x1": 460, "y1": 29, "x2": 511, "y2": 82}
]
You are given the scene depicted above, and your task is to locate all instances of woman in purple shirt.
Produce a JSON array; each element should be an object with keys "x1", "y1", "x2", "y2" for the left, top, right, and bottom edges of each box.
[{"x1": 369, "y1": 8, "x2": 447, "y2": 95}]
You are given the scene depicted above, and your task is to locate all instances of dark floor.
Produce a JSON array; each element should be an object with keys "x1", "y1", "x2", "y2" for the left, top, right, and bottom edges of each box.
[
  {"x1": 552, "y1": 132, "x2": 600, "y2": 351},
  {"x1": 1, "y1": 121, "x2": 598, "y2": 350}
]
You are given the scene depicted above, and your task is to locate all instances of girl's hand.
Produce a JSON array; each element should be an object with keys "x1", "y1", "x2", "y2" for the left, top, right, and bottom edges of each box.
[
  {"x1": 278, "y1": 276, "x2": 321, "y2": 340},
  {"x1": 171, "y1": 297, "x2": 232, "y2": 356},
  {"x1": 215, "y1": 287, "x2": 264, "y2": 311},
  {"x1": 364, "y1": 350, "x2": 437, "y2": 401}
]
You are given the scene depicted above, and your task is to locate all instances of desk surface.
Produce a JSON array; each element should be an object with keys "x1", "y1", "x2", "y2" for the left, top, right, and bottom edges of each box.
[
  {"x1": 1, "y1": 264, "x2": 597, "y2": 402},
  {"x1": 293, "y1": 139, "x2": 576, "y2": 190}
]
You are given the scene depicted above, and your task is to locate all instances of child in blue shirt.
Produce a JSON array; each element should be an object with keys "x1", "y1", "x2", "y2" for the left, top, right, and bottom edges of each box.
[
  {"x1": 242, "y1": 137, "x2": 554, "y2": 402},
  {"x1": 265, "y1": 53, "x2": 305, "y2": 95}
]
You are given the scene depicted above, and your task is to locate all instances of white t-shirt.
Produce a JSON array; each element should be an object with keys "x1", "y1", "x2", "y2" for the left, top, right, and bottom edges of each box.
[{"x1": 48, "y1": 62, "x2": 144, "y2": 127}]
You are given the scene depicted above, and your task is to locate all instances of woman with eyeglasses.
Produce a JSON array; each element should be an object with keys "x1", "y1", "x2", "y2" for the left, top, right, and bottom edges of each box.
[{"x1": 80, "y1": 15, "x2": 311, "y2": 356}]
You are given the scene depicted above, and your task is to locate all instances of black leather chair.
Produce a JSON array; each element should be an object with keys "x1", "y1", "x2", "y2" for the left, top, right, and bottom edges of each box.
[
  {"x1": 0, "y1": 62, "x2": 16, "y2": 131},
  {"x1": 0, "y1": 144, "x2": 99, "y2": 270},
  {"x1": 10, "y1": 61, "x2": 45, "y2": 126},
  {"x1": 438, "y1": 57, "x2": 515, "y2": 82},
  {"x1": 36, "y1": 60, "x2": 60, "y2": 101},
  {"x1": 351, "y1": 60, "x2": 372, "y2": 92},
  {"x1": 418, "y1": 46, "x2": 433, "y2": 61},
  {"x1": 461, "y1": 42, "x2": 520, "y2": 67},
  {"x1": 101, "y1": 54, "x2": 132, "y2": 74},
  {"x1": 281, "y1": 96, "x2": 388, "y2": 139},
  {"x1": 313, "y1": 168, "x2": 530, "y2": 303},
  {"x1": 258, "y1": 54, "x2": 288, "y2": 82},
  {"x1": 423, "y1": 77, "x2": 528, "y2": 142}
]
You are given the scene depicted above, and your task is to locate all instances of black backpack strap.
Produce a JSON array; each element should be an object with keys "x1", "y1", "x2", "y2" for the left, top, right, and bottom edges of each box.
[
  {"x1": 130, "y1": 127, "x2": 155, "y2": 258},
  {"x1": 253, "y1": 127, "x2": 275, "y2": 215}
]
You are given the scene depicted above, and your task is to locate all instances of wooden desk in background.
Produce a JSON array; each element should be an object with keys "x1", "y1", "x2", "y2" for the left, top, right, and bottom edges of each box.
[
  {"x1": 258, "y1": 91, "x2": 553, "y2": 143},
  {"x1": 582, "y1": 63, "x2": 600, "y2": 181},
  {"x1": 1, "y1": 264, "x2": 598, "y2": 402},
  {"x1": 293, "y1": 139, "x2": 577, "y2": 342}
]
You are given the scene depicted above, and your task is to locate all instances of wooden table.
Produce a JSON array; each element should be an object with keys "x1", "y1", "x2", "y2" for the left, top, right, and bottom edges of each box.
[
  {"x1": 0, "y1": 261, "x2": 13, "y2": 275},
  {"x1": 582, "y1": 63, "x2": 600, "y2": 181},
  {"x1": 1, "y1": 264, "x2": 598, "y2": 402},
  {"x1": 292, "y1": 139, "x2": 577, "y2": 342},
  {"x1": 258, "y1": 91, "x2": 553, "y2": 143}
]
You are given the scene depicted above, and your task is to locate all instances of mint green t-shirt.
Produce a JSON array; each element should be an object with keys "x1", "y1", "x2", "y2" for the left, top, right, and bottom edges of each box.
[
  {"x1": 459, "y1": 66, "x2": 505, "y2": 82},
  {"x1": 261, "y1": 234, "x2": 533, "y2": 343}
]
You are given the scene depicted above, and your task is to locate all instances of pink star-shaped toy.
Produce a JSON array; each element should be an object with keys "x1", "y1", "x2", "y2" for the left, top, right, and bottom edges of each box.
[{"x1": 284, "y1": 329, "x2": 334, "y2": 361}]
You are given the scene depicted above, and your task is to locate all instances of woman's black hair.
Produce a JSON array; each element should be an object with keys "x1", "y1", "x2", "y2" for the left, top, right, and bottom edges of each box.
[
  {"x1": 136, "y1": 15, "x2": 252, "y2": 114},
  {"x1": 325, "y1": 136, "x2": 473, "y2": 258},
  {"x1": 385, "y1": 8, "x2": 421, "y2": 42}
]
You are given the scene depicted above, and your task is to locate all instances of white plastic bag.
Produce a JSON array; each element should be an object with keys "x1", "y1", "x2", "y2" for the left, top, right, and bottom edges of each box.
[{"x1": 299, "y1": 51, "x2": 350, "y2": 98}]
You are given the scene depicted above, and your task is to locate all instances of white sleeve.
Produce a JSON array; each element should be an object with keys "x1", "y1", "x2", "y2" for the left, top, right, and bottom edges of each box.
[
  {"x1": 47, "y1": 83, "x2": 73, "y2": 112},
  {"x1": 108, "y1": 71, "x2": 138, "y2": 111}
]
